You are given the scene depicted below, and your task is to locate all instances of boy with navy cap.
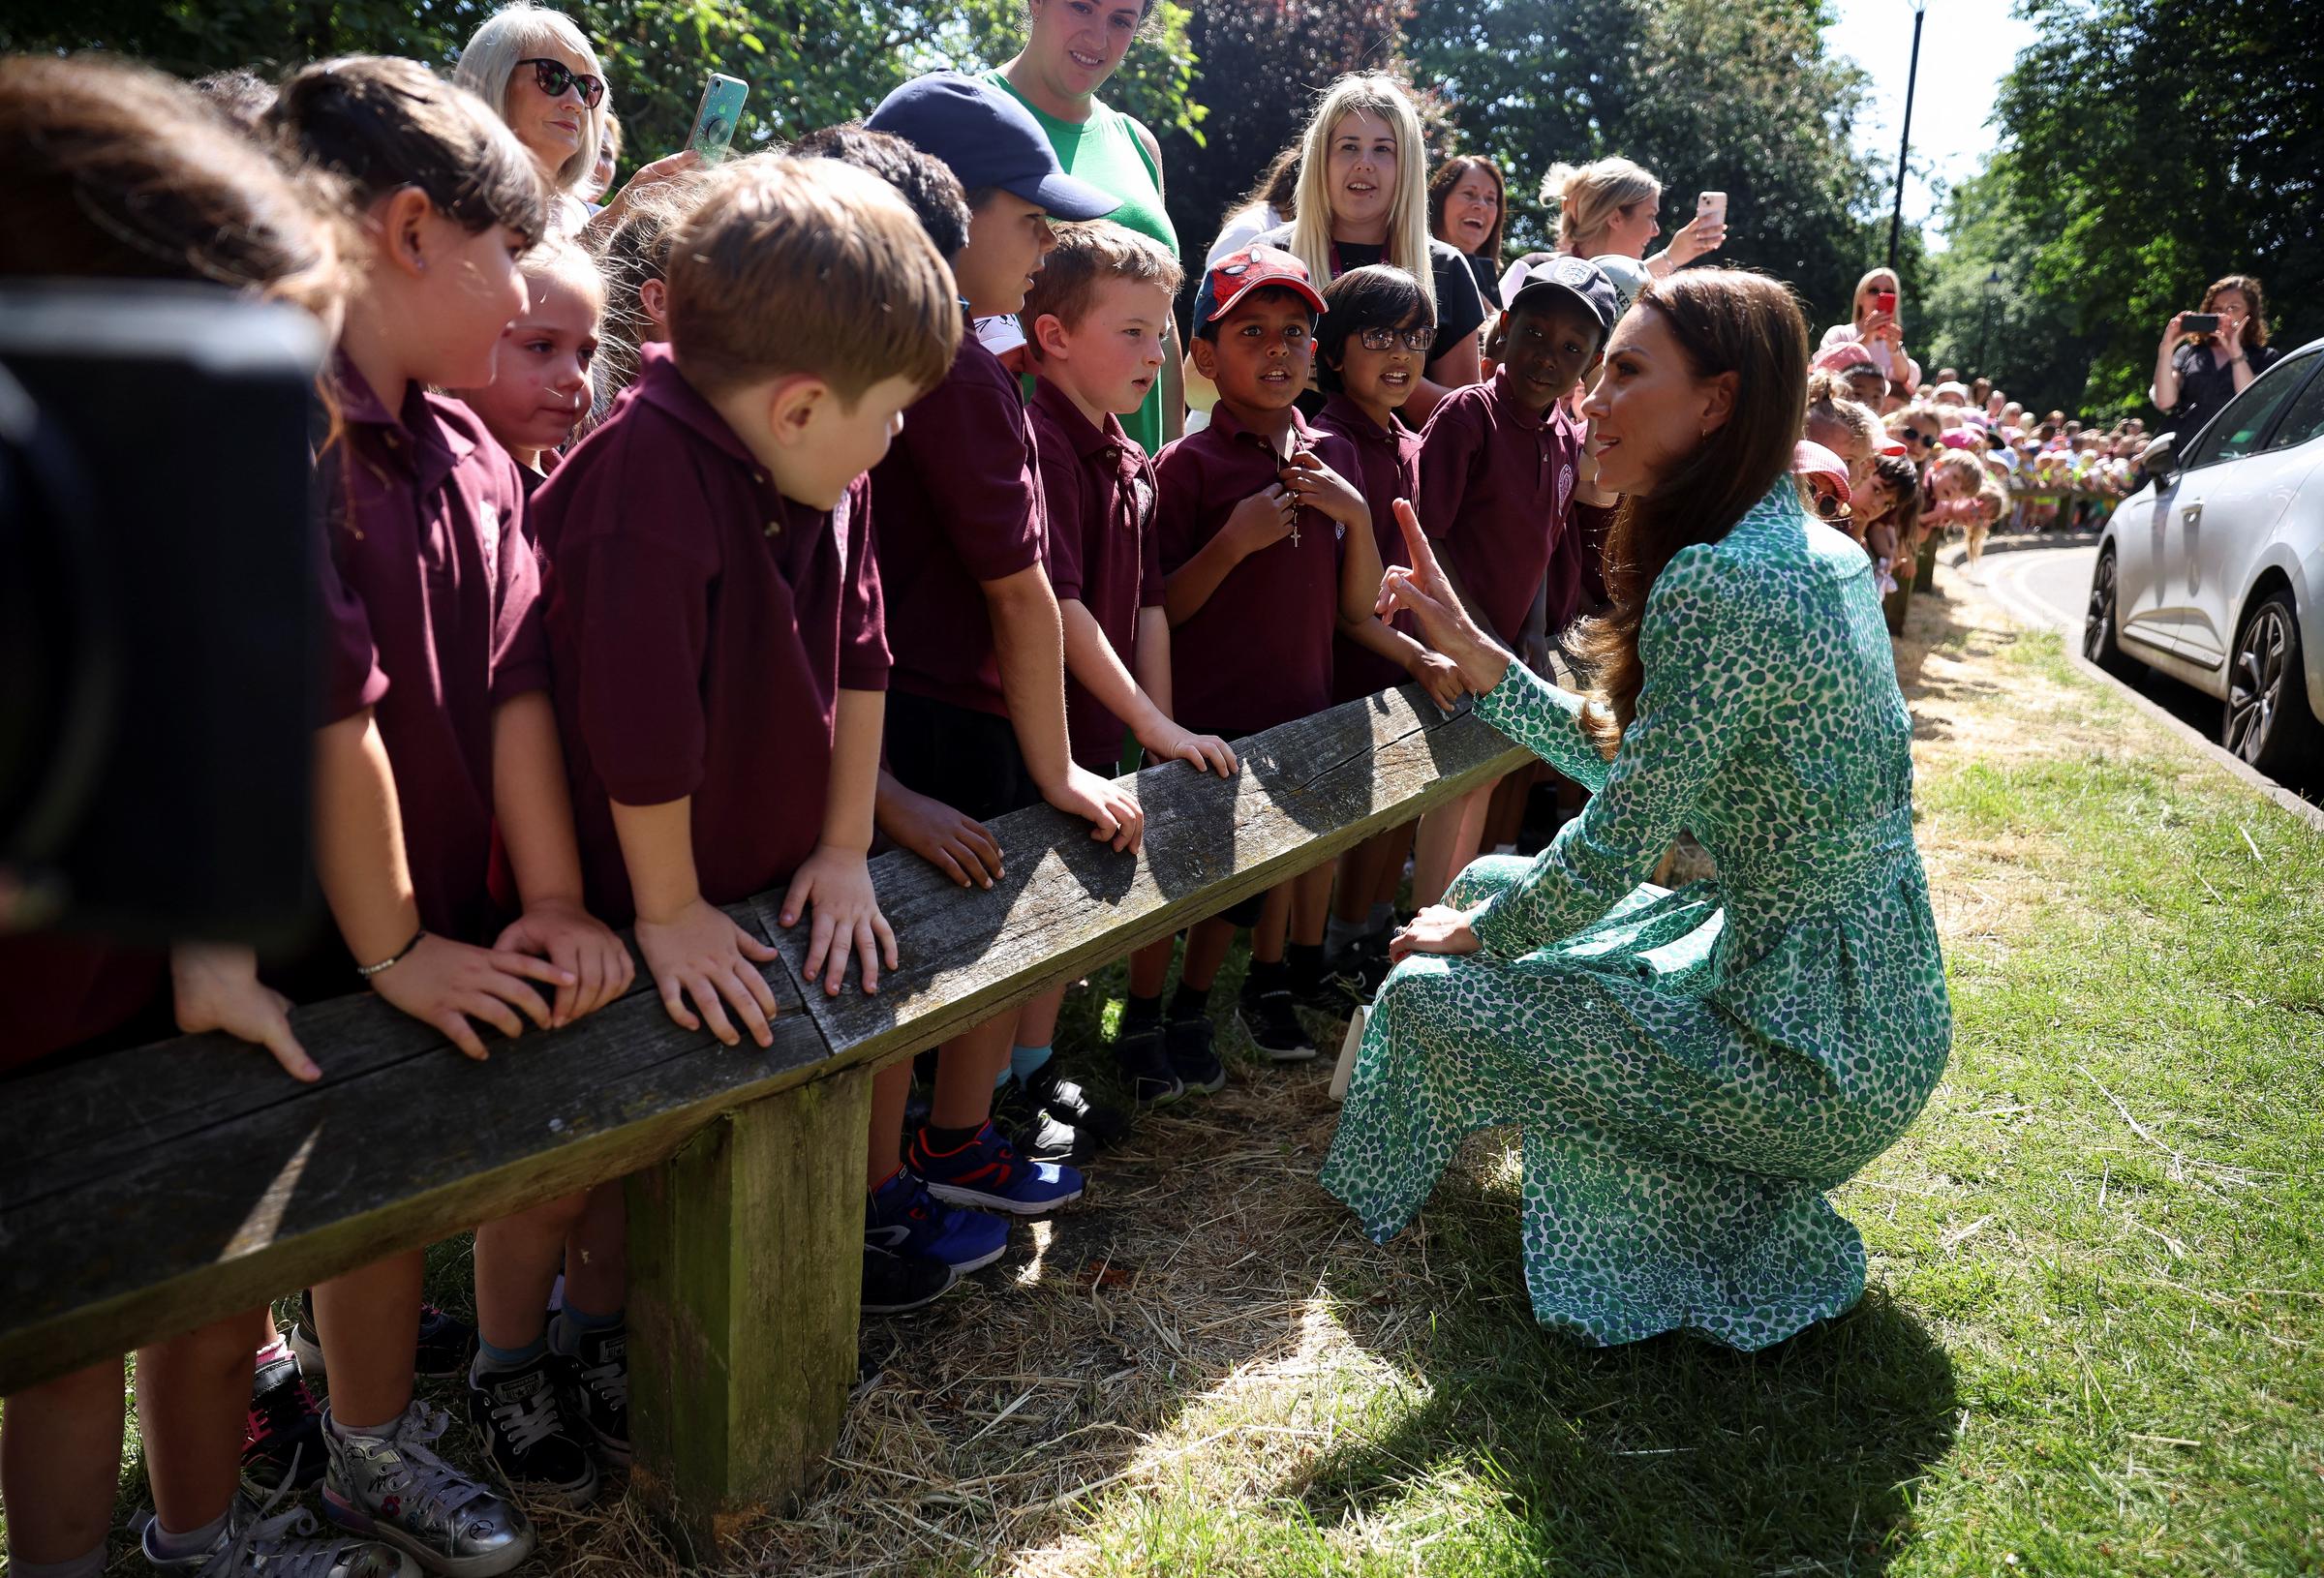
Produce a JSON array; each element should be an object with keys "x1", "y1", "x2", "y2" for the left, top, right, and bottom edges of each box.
[
  {"x1": 856, "y1": 73, "x2": 1141, "y2": 1263},
  {"x1": 1409, "y1": 252, "x2": 1617, "y2": 908}
]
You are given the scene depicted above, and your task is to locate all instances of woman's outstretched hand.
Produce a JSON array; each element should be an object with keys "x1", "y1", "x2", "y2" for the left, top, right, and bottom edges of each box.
[
  {"x1": 1377, "y1": 499, "x2": 1513, "y2": 698},
  {"x1": 1388, "y1": 904, "x2": 1483, "y2": 964}
]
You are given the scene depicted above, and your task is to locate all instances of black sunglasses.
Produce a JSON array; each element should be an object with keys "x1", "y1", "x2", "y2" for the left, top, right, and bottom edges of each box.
[
  {"x1": 521, "y1": 57, "x2": 605, "y2": 108},
  {"x1": 1805, "y1": 486, "x2": 1851, "y2": 522},
  {"x1": 1902, "y1": 425, "x2": 1936, "y2": 445}
]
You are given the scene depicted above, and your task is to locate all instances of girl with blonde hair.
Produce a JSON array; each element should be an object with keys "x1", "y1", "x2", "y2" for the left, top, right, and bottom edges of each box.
[
  {"x1": 1186, "y1": 73, "x2": 1486, "y2": 421},
  {"x1": 1818, "y1": 265, "x2": 1922, "y2": 402}
]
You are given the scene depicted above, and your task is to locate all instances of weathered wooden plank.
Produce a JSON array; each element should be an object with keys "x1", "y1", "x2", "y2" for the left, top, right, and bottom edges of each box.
[
  {"x1": 764, "y1": 683, "x2": 1525, "y2": 1062},
  {"x1": 627, "y1": 1069, "x2": 870, "y2": 1556},
  {"x1": 0, "y1": 684, "x2": 1524, "y2": 1394}
]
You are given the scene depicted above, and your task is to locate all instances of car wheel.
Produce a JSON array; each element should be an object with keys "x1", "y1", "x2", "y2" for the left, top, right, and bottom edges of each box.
[
  {"x1": 2083, "y1": 546, "x2": 2139, "y2": 677},
  {"x1": 2221, "y1": 588, "x2": 2319, "y2": 776}
]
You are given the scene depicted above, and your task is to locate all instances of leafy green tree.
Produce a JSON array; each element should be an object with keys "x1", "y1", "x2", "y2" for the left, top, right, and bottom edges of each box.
[{"x1": 1913, "y1": 162, "x2": 2102, "y2": 417}]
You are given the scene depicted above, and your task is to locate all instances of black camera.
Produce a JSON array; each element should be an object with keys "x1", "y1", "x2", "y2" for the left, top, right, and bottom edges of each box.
[{"x1": 1, "y1": 283, "x2": 324, "y2": 947}]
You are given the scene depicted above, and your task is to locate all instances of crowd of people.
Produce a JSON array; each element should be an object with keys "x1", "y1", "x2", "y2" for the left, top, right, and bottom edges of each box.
[{"x1": 0, "y1": 2, "x2": 2245, "y2": 1571}]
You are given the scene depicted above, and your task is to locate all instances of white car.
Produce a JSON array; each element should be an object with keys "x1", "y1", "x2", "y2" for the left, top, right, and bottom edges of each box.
[{"x1": 2085, "y1": 335, "x2": 2324, "y2": 775}]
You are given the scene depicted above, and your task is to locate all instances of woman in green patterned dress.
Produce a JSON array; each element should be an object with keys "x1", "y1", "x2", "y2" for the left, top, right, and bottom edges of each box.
[{"x1": 1322, "y1": 270, "x2": 1951, "y2": 1350}]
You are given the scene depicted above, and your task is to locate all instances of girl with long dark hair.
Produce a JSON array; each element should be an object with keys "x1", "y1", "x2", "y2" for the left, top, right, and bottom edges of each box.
[{"x1": 1324, "y1": 269, "x2": 1951, "y2": 1350}]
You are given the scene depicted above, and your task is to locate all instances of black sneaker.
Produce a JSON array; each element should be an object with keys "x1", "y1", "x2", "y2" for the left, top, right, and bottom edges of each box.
[
  {"x1": 290, "y1": 1292, "x2": 474, "y2": 1382},
  {"x1": 1238, "y1": 988, "x2": 1318, "y2": 1061},
  {"x1": 1163, "y1": 1014, "x2": 1227, "y2": 1094},
  {"x1": 862, "y1": 1243, "x2": 957, "y2": 1316},
  {"x1": 1023, "y1": 1061, "x2": 1130, "y2": 1145},
  {"x1": 243, "y1": 1352, "x2": 326, "y2": 1496},
  {"x1": 466, "y1": 1352, "x2": 599, "y2": 1508},
  {"x1": 1112, "y1": 1023, "x2": 1183, "y2": 1107},
  {"x1": 994, "y1": 1077, "x2": 1095, "y2": 1166},
  {"x1": 550, "y1": 1316, "x2": 629, "y2": 1468}
]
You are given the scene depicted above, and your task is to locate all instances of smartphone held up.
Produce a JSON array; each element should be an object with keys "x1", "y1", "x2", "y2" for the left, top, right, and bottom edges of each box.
[{"x1": 688, "y1": 72, "x2": 748, "y2": 164}]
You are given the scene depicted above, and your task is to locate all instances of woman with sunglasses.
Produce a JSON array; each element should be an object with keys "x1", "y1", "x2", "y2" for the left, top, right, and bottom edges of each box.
[{"x1": 454, "y1": 1, "x2": 696, "y2": 238}]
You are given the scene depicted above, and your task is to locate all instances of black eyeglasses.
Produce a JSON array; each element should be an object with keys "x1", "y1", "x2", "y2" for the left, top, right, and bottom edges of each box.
[
  {"x1": 1356, "y1": 325, "x2": 1437, "y2": 352},
  {"x1": 521, "y1": 58, "x2": 605, "y2": 108}
]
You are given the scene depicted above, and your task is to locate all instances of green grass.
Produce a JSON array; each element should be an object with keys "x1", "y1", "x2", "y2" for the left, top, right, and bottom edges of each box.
[{"x1": 1038, "y1": 625, "x2": 2324, "y2": 1576}]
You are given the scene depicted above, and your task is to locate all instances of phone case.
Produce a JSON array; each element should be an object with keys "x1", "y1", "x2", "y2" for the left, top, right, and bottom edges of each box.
[{"x1": 689, "y1": 75, "x2": 749, "y2": 163}]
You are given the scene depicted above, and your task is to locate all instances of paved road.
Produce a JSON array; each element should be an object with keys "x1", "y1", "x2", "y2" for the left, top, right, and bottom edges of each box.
[{"x1": 1975, "y1": 536, "x2": 2318, "y2": 804}]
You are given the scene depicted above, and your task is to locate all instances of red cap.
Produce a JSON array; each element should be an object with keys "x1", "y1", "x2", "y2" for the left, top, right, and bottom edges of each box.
[
  {"x1": 1204, "y1": 244, "x2": 1327, "y2": 321},
  {"x1": 1792, "y1": 440, "x2": 1850, "y2": 492}
]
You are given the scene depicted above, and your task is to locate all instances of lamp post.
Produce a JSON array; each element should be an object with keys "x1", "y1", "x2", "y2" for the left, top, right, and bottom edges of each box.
[
  {"x1": 1885, "y1": 0, "x2": 1928, "y2": 273},
  {"x1": 1977, "y1": 266, "x2": 2003, "y2": 372}
]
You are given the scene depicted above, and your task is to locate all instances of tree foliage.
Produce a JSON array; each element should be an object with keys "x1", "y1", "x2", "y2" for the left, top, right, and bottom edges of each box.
[{"x1": 1916, "y1": 0, "x2": 2320, "y2": 418}]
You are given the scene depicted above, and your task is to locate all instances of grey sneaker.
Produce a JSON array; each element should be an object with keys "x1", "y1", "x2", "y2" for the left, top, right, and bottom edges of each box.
[
  {"x1": 144, "y1": 1483, "x2": 415, "y2": 1577},
  {"x1": 321, "y1": 1402, "x2": 535, "y2": 1577}
]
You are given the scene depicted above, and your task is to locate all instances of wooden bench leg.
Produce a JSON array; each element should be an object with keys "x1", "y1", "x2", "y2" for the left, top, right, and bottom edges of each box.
[{"x1": 626, "y1": 1066, "x2": 870, "y2": 1556}]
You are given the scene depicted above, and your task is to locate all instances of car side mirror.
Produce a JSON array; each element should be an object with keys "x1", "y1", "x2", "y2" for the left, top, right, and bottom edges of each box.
[{"x1": 2138, "y1": 432, "x2": 2178, "y2": 481}]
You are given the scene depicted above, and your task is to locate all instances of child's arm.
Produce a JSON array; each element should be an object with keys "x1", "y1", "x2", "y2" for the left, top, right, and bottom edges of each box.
[
  {"x1": 1132, "y1": 608, "x2": 1176, "y2": 719},
  {"x1": 490, "y1": 691, "x2": 636, "y2": 1028},
  {"x1": 1162, "y1": 486, "x2": 1297, "y2": 626},
  {"x1": 168, "y1": 941, "x2": 316, "y2": 1081},
  {"x1": 777, "y1": 688, "x2": 899, "y2": 998},
  {"x1": 983, "y1": 564, "x2": 1147, "y2": 852},
  {"x1": 314, "y1": 711, "x2": 569, "y2": 1059},
  {"x1": 875, "y1": 771, "x2": 1002, "y2": 890},
  {"x1": 1061, "y1": 597, "x2": 1236, "y2": 775},
  {"x1": 611, "y1": 796, "x2": 781, "y2": 1049}
]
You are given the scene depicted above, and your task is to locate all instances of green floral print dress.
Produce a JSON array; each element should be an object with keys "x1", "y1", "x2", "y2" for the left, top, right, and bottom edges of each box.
[{"x1": 1322, "y1": 481, "x2": 1951, "y2": 1350}]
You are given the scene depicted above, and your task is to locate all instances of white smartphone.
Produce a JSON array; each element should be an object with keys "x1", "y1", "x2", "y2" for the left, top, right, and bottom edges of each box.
[{"x1": 1697, "y1": 190, "x2": 1728, "y2": 228}]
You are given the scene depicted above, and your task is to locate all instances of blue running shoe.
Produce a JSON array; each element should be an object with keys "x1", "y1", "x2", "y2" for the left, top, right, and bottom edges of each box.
[
  {"x1": 909, "y1": 1123, "x2": 1086, "y2": 1216},
  {"x1": 867, "y1": 1169, "x2": 1009, "y2": 1273}
]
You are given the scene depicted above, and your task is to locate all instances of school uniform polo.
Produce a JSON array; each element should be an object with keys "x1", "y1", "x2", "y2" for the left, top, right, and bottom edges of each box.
[
  {"x1": 326, "y1": 368, "x2": 547, "y2": 946},
  {"x1": 870, "y1": 335, "x2": 1047, "y2": 720},
  {"x1": 1313, "y1": 392, "x2": 1421, "y2": 704},
  {"x1": 1413, "y1": 367, "x2": 1580, "y2": 648},
  {"x1": 1027, "y1": 377, "x2": 1162, "y2": 774},
  {"x1": 533, "y1": 344, "x2": 888, "y2": 926},
  {"x1": 1154, "y1": 402, "x2": 1360, "y2": 739}
]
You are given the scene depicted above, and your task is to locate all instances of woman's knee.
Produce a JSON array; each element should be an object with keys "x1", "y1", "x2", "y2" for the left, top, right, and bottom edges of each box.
[{"x1": 1445, "y1": 853, "x2": 1532, "y2": 910}]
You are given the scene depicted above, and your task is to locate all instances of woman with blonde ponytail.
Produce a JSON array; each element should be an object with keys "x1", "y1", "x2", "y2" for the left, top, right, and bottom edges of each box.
[
  {"x1": 1186, "y1": 73, "x2": 1486, "y2": 422},
  {"x1": 1511, "y1": 156, "x2": 1726, "y2": 321}
]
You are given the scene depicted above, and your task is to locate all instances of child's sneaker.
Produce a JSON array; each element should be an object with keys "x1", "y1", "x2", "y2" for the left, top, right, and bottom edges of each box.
[
  {"x1": 1163, "y1": 1014, "x2": 1228, "y2": 1094},
  {"x1": 1111, "y1": 1023, "x2": 1183, "y2": 1107},
  {"x1": 1238, "y1": 988, "x2": 1318, "y2": 1061},
  {"x1": 465, "y1": 1352, "x2": 598, "y2": 1508},
  {"x1": 243, "y1": 1350, "x2": 327, "y2": 1496},
  {"x1": 290, "y1": 1292, "x2": 475, "y2": 1381},
  {"x1": 321, "y1": 1401, "x2": 535, "y2": 1576},
  {"x1": 862, "y1": 1242, "x2": 957, "y2": 1315},
  {"x1": 992, "y1": 1076, "x2": 1095, "y2": 1166},
  {"x1": 548, "y1": 1315, "x2": 629, "y2": 1468},
  {"x1": 144, "y1": 1485, "x2": 415, "y2": 1577},
  {"x1": 909, "y1": 1123, "x2": 1085, "y2": 1216},
  {"x1": 1022, "y1": 1061, "x2": 1129, "y2": 1145},
  {"x1": 866, "y1": 1169, "x2": 1010, "y2": 1273}
]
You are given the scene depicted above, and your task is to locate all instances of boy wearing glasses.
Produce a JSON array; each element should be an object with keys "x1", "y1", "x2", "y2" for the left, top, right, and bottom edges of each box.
[{"x1": 1151, "y1": 245, "x2": 1408, "y2": 1066}]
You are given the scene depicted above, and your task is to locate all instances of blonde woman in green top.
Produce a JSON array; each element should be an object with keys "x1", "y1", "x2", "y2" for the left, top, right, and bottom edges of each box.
[{"x1": 988, "y1": 0, "x2": 1182, "y2": 452}]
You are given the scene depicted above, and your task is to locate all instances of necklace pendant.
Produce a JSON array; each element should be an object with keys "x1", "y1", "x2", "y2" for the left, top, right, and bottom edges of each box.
[{"x1": 1291, "y1": 523, "x2": 1300, "y2": 548}]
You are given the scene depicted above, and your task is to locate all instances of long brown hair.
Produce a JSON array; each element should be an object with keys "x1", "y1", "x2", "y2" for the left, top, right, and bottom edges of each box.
[
  {"x1": 1427, "y1": 154, "x2": 1506, "y2": 261},
  {"x1": 2186, "y1": 273, "x2": 2268, "y2": 352},
  {"x1": 1568, "y1": 269, "x2": 1809, "y2": 757}
]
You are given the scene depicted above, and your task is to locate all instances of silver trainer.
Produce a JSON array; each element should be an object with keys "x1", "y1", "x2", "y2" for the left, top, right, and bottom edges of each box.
[
  {"x1": 321, "y1": 1401, "x2": 535, "y2": 1577},
  {"x1": 143, "y1": 1478, "x2": 416, "y2": 1578}
]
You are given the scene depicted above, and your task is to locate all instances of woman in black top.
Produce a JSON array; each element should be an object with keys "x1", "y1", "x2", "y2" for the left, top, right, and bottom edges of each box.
[
  {"x1": 1186, "y1": 73, "x2": 1486, "y2": 423},
  {"x1": 2151, "y1": 273, "x2": 2279, "y2": 442},
  {"x1": 1429, "y1": 154, "x2": 1508, "y2": 312}
]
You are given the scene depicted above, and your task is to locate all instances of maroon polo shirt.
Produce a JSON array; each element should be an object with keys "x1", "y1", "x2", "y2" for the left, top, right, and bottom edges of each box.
[
  {"x1": 1314, "y1": 393, "x2": 1422, "y2": 704},
  {"x1": 1027, "y1": 378, "x2": 1163, "y2": 773},
  {"x1": 870, "y1": 335, "x2": 1047, "y2": 719},
  {"x1": 1155, "y1": 403, "x2": 1357, "y2": 738},
  {"x1": 1414, "y1": 368, "x2": 1580, "y2": 647},
  {"x1": 323, "y1": 370, "x2": 547, "y2": 946},
  {"x1": 533, "y1": 344, "x2": 889, "y2": 926}
]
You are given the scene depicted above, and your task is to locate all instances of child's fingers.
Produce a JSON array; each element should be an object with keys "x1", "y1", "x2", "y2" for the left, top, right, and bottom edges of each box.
[
  {"x1": 948, "y1": 836, "x2": 995, "y2": 889},
  {"x1": 689, "y1": 975, "x2": 742, "y2": 1047},
  {"x1": 741, "y1": 953, "x2": 780, "y2": 1022},
  {"x1": 803, "y1": 907, "x2": 835, "y2": 986},
  {"x1": 612, "y1": 944, "x2": 638, "y2": 999},
  {"x1": 777, "y1": 873, "x2": 810, "y2": 929},
  {"x1": 821, "y1": 920, "x2": 854, "y2": 997},
  {"x1": 435, "y1": 1010, "x2": 490, "y2": 1061},
  {"x1": 853, "y1": 921, "x2": 882, "y2": 995},
  {"x1": 719, "y1": 967, "x2": 775, "y2": 1047},
  {"x1": 656, "y1": 973, "x2": 700, "y2": 1033},
  {"x1": 961, "y1": 822, "x2": 1003, "y2": 876},
  {"x1": 931, "y1": 844, "x2": 973, "y2": 887},
  {"x1": 259, "y1": 1017, "x2": 321, "y2": 1083},
  {"x1": 734, "y1": 924, "x2": 782, "y2": 963},
  {"x1": 874, "y1": 911, "x2": 899, "y2": 970},
  {"x1": 465, "y1": 988, "x2": 529, "y2": 1042},
  {"x1": 485, "y1": 973, "x2": 555, "y2": 1032},
  {"x1": 548, "y1": 935, "x2": 580, "y2": 1026},
  {"x1": 492, "y1": 949, "x2": 577, "y2": 988}
]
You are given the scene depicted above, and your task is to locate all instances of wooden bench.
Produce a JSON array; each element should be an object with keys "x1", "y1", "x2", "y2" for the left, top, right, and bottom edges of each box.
[{"x1": 0, "y1": 683, "x2": 1528, "y2": 1552}]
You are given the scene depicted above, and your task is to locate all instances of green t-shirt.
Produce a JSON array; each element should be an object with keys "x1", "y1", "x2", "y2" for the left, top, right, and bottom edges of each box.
[{"x1": 985, "y1": 70, "x2": 1179, "y2": 454}]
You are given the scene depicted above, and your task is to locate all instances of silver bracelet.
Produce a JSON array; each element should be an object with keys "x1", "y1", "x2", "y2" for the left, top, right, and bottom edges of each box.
[{"x1": 356, "y1": 926, "x2": 427, "y2": 979}]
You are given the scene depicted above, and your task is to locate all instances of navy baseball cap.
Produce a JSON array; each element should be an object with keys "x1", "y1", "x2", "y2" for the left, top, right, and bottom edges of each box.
[
  {"x1": 1502, "y1": 254, "x2": 1619, "y2": 336},
  {"x1": 866, "y1": 73, "x2": 1119, "y2": 222}
]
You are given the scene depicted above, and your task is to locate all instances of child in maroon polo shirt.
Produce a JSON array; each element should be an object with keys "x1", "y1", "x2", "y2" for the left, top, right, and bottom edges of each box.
[
  {"x1": 1012, "y1": 223, "x2": 1239, "y2": 1108},
  {"x1": 857, "y1": 76, "x2": 1147, "y2": 1239},
  {"x1": 1157, "y1": 246, "x2": 1415, "y2": 1065},
  {"x1": 448, "y1": 237, "x2": 603, "y2": 495},
  {"x1": 535, "y1": 159, "x2": 962, "y2": 1318},
  {"x1": 1310, "y1": 264, "x2": 1469, "y2": 996},
  {"x1": 1409, "y1": 255, "x2": 1615, "y2": 912}
]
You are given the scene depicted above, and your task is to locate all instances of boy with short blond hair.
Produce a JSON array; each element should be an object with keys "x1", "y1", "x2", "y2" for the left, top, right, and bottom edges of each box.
[{"x1": 534, "y1": 155, "x2": 964, "y2": 1313}]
